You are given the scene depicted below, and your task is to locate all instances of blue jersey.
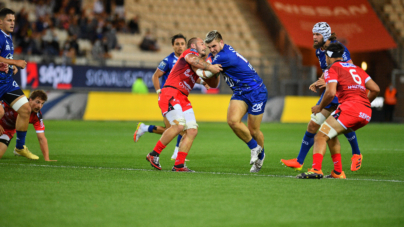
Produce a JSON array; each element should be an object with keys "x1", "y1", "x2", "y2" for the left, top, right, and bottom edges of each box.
[
  {"x1": 157, "y1": 52, "x2": 178, "y2": 87},
  {"x1": 316, "y1": 40, "x2": 351, "y2": 72},
  {"x1": 210, "y1": 44, "x2": 263, "y2": 95},
  {"x1": 0, "y1": 30, "x2": 14, "y2": 83}
]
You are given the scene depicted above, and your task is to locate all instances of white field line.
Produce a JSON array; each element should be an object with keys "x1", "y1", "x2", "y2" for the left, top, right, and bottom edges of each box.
[{"x1": 1, "y1": 163, "x2": 403, "y2": 183}]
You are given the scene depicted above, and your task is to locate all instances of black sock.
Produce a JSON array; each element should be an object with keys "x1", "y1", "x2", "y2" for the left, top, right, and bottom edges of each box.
[
  {"x1": 334, "y1": 170, "x2": 341, "y2": 175},
  {"x1": 150, "y1": 151, "x2": 159, "y2": 157}
]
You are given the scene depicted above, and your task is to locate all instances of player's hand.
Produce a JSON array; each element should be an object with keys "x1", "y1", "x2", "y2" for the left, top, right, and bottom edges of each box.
[
  {"x1": 12, "y1": 65, "x2": 18, "y2": 75},
  {"x1": 309, "y1": 82, "x2": 318, "y2": 93},
  {"x1": 208, "y1": 64, "x2": 222, "y2": 74},
  {"x1": 311, "y1": 105, "x2": 322, "y2": 114},
  {"x1": 0, "y1": 62, "x2": 8, "y2": 74},
  {"x1": 317, "y1": 78, "x2": 326, "y2": 89},
  {"x1": 15, "y1": 60, "x2": 27, "y2": 69},
  {"x1": 204, "y1": 83, "x2": 210, "y2": 90}
]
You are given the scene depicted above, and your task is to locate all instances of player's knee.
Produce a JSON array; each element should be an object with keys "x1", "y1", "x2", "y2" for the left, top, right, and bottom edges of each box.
[
  {"x1": 309, "y1": 113, "x2": 326, "y2": 130},
  {"x1": 186, "y1": 128, "x2": 198, "y2": 138},
  {"x1": 318, "y1": 121, "x2": 338, "y2": 139},
  {"x1": 227, "y1": 119, "x2": 238, "y2": 129},
  {"x1": 184, "y1": 121, "x2": 198, "y2": 131}
]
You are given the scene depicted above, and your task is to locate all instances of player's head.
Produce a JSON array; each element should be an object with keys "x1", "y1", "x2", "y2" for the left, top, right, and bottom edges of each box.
[
  {"x1": 325, "y1": 43, "x2": 344, "y2": 66},
  {"x1": 205, "y1": 30, "x2": 224, "y2": 57},
  {"x1": 187, "y1": 37, "x2": 207, "y2": 57},
  {"x1": 29, "y1": 90, "x2": 47, "y2": 113},
  {"x1": 312, "y1": 22, "x2": 330, "y2": 49},
  {"x1": 0, "y1": 8, "x2": 15, "y2": 34},
  {"x1": 171, "y1": 34, "x2": 187, "y2": 57}
]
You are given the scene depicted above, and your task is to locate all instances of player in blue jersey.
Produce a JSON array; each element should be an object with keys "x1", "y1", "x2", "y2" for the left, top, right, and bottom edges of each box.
[
  {"x1": 0, "y1": 8, "x2": 35, "y2": 160},
  {"x1": 205, "y1": 30, "x2": 268, "y2": 173},
  {"x1": 281, "y1": 22, "x2": 363, "y2": 172}
]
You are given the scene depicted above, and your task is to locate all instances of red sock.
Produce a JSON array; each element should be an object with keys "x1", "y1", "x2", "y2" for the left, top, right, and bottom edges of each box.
[
  {"x1": 312, "y1": 153, "x2": 324, "y2": 171},
  {"x1": 153, "y1": 140, "x2": 166, "y2": 154},
  {"x1": 175, "y1": 152, "x2": 188, "y2": 166},
  {"x1": 331, "y1": 154, "x2": 342, "y2": 173}
]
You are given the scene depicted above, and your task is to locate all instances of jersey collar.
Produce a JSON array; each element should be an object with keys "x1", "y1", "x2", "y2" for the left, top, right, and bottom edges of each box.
[{"x1": 0, "y1": 30, "x2": 11, "y2": 38}]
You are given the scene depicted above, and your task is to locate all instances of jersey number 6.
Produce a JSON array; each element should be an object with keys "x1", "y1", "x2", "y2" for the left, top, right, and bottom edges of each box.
[{"x1": 349, "y1": 69, "x2": 362, "y2": 85}]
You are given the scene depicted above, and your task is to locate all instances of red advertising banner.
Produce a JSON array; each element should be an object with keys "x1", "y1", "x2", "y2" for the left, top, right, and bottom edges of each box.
[{"x1": 267, "y1": 0, "x2": 396, "y2": 52}]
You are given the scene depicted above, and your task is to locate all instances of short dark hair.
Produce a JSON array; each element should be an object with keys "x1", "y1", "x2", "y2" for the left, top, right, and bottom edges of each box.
[
  {"x1": 171, "y1": 34, "x2": 186, "y2": 46},
  {"x1": 328, "y1": 32, "x2": 337, "y2": 41},
  {"x1": 187, "y1": 37, "x2": 198, "y2": 48},
  {"x1": 0, "y1": 8, "x2": 15, "y2": 19},
  {"x1": 29, "y1": 90, "x2": 48, "y2": 102},
  {"x1": 326, "y1": 43, "x2": 345, "y2": 58},
  {"x1": 205, "y1": 30, "x2": 222, "y2": 44}
]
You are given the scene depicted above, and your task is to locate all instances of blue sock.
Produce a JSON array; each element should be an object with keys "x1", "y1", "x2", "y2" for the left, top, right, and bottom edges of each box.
[
  {"x1": 246, "y1": 138, "x2": 258, "y2": 149},
  {"x1": 258, "y1": 148, "x2": 265, "y2": 160},
  {"x1": 148, "y1": 125, "x2": 155, "y2": 133},
  {"x1": 16, "y1": 131, "x2": 27, "y2": 149},
  {"x1": 176, "y1": 135, "x2": 182, "y2": 147},
  {"x1": 296, "y1": 131, "x2": 316, "y2": 165},
  {"x1": 344, "y1": 131, "x2": 361, "y2": 155}
]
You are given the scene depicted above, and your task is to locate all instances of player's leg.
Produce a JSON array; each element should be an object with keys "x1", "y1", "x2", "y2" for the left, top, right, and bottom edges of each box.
[
  {"x1": 343, "y1": 130, "x2": 362, "y2": 171},
  {"x1": 297, "y1": 116, "x2": 347, "y2": 179},
  {"x1": 281, "y1": 108, "x2": 332, "y2": 170},
  {"x1": 247, "y1": 113, "x2": 266, "y2": 172},
  {"x1": 4, "y1": 89, "x2": 32, "y2": 156},
  {"x1": 325, "y1": 136, "x2": 346, "y2": 179},
  {"x1": 227, "y1": 100, "x2": 262, "y2": 165},
  {"x1": 134, "y1": 121, "x2": 167, "y2": 142},
  {"x1": 173, "y1": 108, "x2": 197, "y2": 172},
  {"x1": 0, "y1": 136, "x2": 10, "y2": 159},
  {"x1": 170, "y1": 113, "x2": 184, "y2": 160}
]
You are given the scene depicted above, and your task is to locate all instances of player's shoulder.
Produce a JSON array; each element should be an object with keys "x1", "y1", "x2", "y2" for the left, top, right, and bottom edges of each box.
[{"x1": 183, "y1": 48, "x2": 199, "y2": 57}]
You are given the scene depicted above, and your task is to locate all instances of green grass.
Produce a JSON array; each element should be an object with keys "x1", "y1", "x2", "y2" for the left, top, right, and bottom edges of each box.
[{"x1": 1, "y1": 121, "x2": 403, "y2": 227}]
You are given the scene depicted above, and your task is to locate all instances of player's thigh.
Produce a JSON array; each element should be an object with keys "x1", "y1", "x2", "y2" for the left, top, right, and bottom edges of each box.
[
  {"x1": 183, "y1": 108, "x2": 198, "y2": 131},
  {"x1": 0, "y1": 135, "x2": 10, "y2": 158},
  {"x1": 227, "y1": 100, "x2": 248, "y2": 123},
  {"x1": 247, "y1": 113, "x2": 263, "y2": 131},
  {"x1": 163, "y1": 116, "x2": 171, "y2": 128},
  {"x1": 319, "y1": 116, "x2": 348, "y2": 139},
  {"x1": 2, "y1": 89, "x2": 28, "y2": 112}
]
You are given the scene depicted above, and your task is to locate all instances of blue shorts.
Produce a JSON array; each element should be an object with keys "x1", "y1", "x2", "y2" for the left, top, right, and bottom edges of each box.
[
  {"x1": 316, "y1": 90, "x2": 339, "y2": 109},
  {"x1": 231, "y1": 84, "x2": 268, "y2": 115},
  {"x1": 0, "y1": 80, "x2": 21, "y2": 100}
]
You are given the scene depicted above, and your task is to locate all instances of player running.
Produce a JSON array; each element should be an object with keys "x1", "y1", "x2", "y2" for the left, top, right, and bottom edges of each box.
[
  {"x1": 134, "y1": 34, "x2": 188, "y2": 160},
  {"x1": 205, "y1": 30, "x2": 268, "y2": 173},
  {"x1": 0, "y1": 8, "x2": 32, "y2": 159},
  {"x1": 297, "y1": 43, "x2": 379, "y2": 179},
  {"x1": 281, "y1": 22, "x2": 363, "y2": 172},
  {"x1": 0, "y1": 90, "x2": 56, "y2": 161},
  {"x1": 145, "y1": 37, "x2": 222, "y2": 172}
]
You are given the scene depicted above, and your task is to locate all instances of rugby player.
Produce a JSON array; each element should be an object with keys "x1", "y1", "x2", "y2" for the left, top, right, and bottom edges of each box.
[
  {"x1": 0, "y1": 8, "x2": 32, "y2": 159},
  {"x1": 281, "y1": 22, "x2": 363, "y2": 172},
  {"x1": 0, "y1": 90, "x2": 56, "y2": 161},
  {"x1": 297, "y1": 43, "x2": 379, "y2": 179},
  {"x1": 205, "y1": 30, "x2": 268, "y2": 173},
  {"x1": 145, "y1": 37, "x2": 222, "y2": 172},
  {"x1": 134, "y1": 34, "x2": 188, "y2": 160}
]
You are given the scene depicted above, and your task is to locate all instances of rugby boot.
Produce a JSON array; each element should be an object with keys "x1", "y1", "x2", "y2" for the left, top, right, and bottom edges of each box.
[
  {"x1": 250, "y1": 153, "x2": 265, "y2": 173},
  {"x1": 296, "y1": 168, "x2": 323, "y2": 179},
  {"x1": 351, "y1": 154, "x2": 363, "y2": 172},
  {"x1": 280, "y1": 158, "x2": 303, "y2": 171},
  {"x1": 13, "y1": 146, "x2": 39, "y2": 160},
  {"x1": 250, "y1": 145, "x2": 262, "y2": 165},
  {"x1": 146, "y1": 153, "x2": 161, "y2": 170},
  {"x1": 134, "y1": 122, "x2": 146, "y2": 142},
  {"x1": 172, "y1": 164, "x2": 195, "y2": 172},
  {"x1": 325, "y1": 170, "x2": 346, "y2": 179}
]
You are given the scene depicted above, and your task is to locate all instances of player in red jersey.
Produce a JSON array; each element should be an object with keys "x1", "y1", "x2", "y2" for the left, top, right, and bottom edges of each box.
[
  {"x1": 0, "y1": 90, "x2": 57, "y2": 161},
  {"x1": 297, "y1": 43, "x2": 379, "y2": 179},
  {"x1": 145, "y1": 37, "x2": 222, "y2": 172}
]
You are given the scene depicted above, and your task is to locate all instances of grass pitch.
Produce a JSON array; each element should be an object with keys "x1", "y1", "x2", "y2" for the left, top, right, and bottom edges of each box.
[{"x1": 0, "y1": 121, "x2": 403, "y2": 227}]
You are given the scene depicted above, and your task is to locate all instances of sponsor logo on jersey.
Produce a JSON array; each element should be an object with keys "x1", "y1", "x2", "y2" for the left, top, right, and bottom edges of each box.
[
  {"x1": 359, "y1": 112, "x2": 371, "y2": 122},
  {"x1": 340, "y1": 63, "x2": 356, "y2": 68},
  {"x1": 213, "y1": 54, "x2": 220, "y2": 62},
  {"x1": 252, "y1": 102, "x2": 263, "y2": 112},
  {"x1": 158, "y1": 61, "x2": 167, "y2": 69},
  {"x1": 5, "y1": 45, "x2": 10, "y2": 50},
  {"x1": 347, "y1": 84, "x2": 365, "y2": 90},
  {"x1": 324, "y1": 70, "x2": 329, "y2": 79}
]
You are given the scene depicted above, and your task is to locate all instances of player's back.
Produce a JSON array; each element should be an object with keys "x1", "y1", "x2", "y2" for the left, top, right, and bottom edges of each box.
[
  {"x1": 211, "y1": 44, "x2": 262, "y2": 94},
  {"x1": 326, "y1": 61, "x2": 370, "y2": 106},
  {"x1": 163, "y1": 48, "x2": 199, "y2": 96}
]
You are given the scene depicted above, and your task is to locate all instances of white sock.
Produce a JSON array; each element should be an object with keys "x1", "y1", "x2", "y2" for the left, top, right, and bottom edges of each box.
[{"x1": 171, "y1": 146, "x2": 179, "y2": 158}]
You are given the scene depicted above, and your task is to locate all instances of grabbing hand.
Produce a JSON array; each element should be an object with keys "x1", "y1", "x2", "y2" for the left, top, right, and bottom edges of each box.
[
  {"x1": 311, "y1": 105, "x2": 322, "y2": 115},
  {"x1": 13, "y1": 65, "x2": 18, "y2": 75},
  {"x1": 208, "y1": 64, "x2": 222, "y2": 74},
  {"x1": 0, "y1": 62, "x2": 8, "y2": 74},
  {"x1": 15, "y1": 60, "x2": 27, "y2": 69}
]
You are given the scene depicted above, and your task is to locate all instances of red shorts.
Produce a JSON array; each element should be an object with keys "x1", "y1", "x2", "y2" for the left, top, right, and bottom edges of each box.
[
  {"x1": 333, "y1": 102, "x2": 372, "y2": 131},
  {"x1": 158, "y1": 87, "x2": 192, "y2": 116}
]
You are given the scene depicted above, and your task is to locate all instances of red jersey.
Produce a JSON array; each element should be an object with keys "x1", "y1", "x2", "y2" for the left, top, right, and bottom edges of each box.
[
  {"x1": 163, "y1": 48, "x2": 200, "y2": 96},
  {"x1": 324, "y1": 61, "x2": 371, "y2": 107},
  {"x1": 0, "y1": 102, "x2": 45, "y2": 136}
]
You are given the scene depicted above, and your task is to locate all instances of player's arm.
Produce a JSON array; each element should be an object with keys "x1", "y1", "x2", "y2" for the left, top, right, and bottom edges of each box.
[
  {"x1": 312, "y1": 81, "x2": 336, "y2": 114},
  {"x1": 12, "y1": 65, "x2": 18, "y2": 75},
  {"x1": 36, "y1": 132, "x2": 57, "y2": 161},
  {"x1": 365, "y1": 78, "x2": 380, "y2": 103},
  {"x1": 0, "y1": 56, "x2": 27, "y2": 69},
  {"x1": 152, "y1": 68, "x2": 165, "y2": 94},
  {"x1": 185, "y1": 54, "x2": 222, "y2": 74}
]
